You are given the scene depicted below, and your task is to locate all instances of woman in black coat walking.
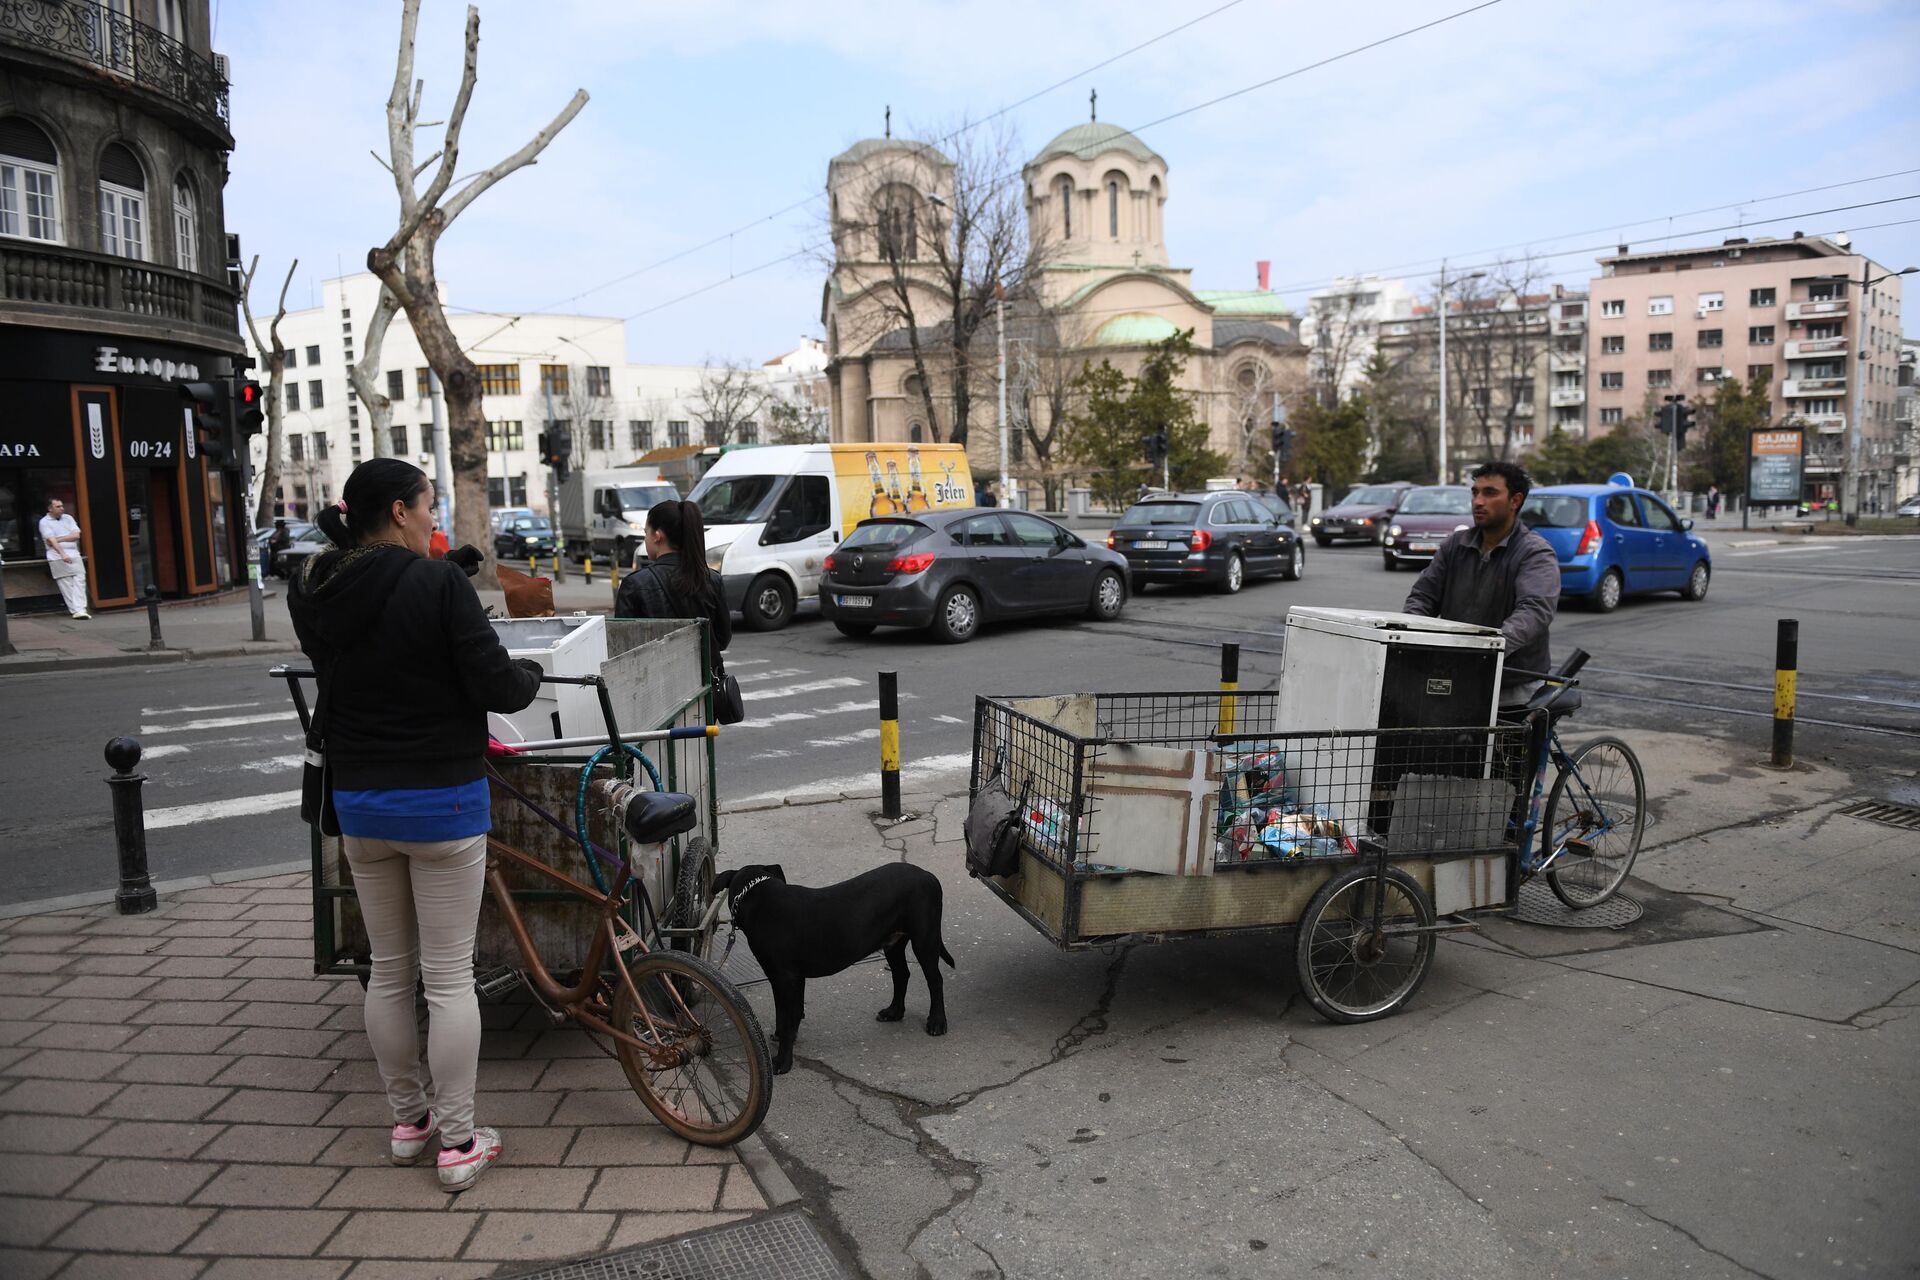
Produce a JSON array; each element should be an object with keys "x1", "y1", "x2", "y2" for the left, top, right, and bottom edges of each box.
[{"x1": 613, "y1": 499, "x2": 732, "y2": 669}]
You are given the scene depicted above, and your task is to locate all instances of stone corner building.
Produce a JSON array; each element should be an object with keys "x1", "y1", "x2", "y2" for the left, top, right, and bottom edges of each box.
[
  {"x1": 822, "y1": 120, "x2": 1305, "y2": 501},
  {"x1": 1, "y1": 0, "x2": 245, "y2": 611}
]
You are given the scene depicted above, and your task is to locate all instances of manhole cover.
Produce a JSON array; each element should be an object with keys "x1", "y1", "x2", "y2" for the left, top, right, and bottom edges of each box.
[
  {"x1": 1837, "y1": 800, "x2": 1920, "y2": 832},
  {"x1": 508, "y1": 1209, "x2": 849, "y2": 1280},
  {"x1": 1508, "y1": 878, "x2": 1644, "y2": 929}
]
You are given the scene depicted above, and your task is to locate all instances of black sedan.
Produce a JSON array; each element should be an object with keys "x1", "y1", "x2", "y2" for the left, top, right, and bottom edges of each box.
[
  {"x1": 819, "y1": 509, "x2": 1129, "y2": 643},
  {"x1": 494, "y1": 515, "x2": 558, "y2": 561},
  {"x1": 1106, "y1": 491, "x2": 1305, "y2": 593}
]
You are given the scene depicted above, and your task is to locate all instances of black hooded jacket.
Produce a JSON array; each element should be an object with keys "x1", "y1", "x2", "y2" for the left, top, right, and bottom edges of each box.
[{"x1": 288, "y1": 543, "x2": 540, "y2": 792}]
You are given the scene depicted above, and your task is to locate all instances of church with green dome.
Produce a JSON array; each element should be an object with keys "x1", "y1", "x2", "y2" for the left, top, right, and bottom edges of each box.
[{"x1": 821, "y1": 114, "x2": 1305, "y2": 498}]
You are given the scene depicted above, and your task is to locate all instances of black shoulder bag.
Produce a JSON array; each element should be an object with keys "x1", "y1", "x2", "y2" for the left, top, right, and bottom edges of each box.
[
  {"x1": 964, "y1": 749, "x2": 1030, "y2": 879},
  {"x1": 299, "y1": 656, "x2": 342, "y2": 838},
  {"x1": 647, "y1": 563, "x2": 745, "y2": 725}
]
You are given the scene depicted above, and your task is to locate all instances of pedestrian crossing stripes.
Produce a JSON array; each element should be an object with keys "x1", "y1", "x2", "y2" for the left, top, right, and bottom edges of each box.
[
  {"x1": 141, "y1": 710, "x2": 299, "y2": 735},
  {"x1": 740, "y1": 676, "x2": 865, "y2": 702}
]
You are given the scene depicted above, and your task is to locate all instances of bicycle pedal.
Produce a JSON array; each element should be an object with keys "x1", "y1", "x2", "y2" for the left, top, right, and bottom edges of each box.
[
  {"x1": 475, "y1": 967, "x2": 523, "y2": 1000},
  {"x1": 613, "y1": 920, "x2": 645, "y2": 956}
]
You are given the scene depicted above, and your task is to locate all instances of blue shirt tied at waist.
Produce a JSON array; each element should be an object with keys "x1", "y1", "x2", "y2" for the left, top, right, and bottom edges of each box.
[{"x1": 334, "y1": 778, "x2": 493, "y2": 842}]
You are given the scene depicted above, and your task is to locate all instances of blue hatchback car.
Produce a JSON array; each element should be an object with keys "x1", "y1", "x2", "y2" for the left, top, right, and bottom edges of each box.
[{"x1": 1520, "y1": 474, "x2": 1711, "y2": 612}]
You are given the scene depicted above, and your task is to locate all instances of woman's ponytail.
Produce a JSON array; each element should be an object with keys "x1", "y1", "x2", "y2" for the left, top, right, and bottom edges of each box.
[{"x1": 647, "y1": 499, "x2": 713, "y2": 601}]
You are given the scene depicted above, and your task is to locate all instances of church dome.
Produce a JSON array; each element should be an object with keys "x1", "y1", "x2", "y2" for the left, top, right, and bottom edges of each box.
[
  {"x1": 1092, "y1": 312, "x2": 1180, "y2": 346},
  {"x1": 1033, "y1": 122, "x2": 1163, "y2": 167},
  {"x1": 831, "y1": 137, "x2": 951, "y2": 168}
]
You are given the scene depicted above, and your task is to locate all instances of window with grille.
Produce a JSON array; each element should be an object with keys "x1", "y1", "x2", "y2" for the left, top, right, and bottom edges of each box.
[{"x1": 478, "y1": 364, "x2": 521, "y2": 396}]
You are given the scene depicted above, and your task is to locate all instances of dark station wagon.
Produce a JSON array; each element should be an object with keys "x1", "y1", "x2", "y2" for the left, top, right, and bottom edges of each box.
[{"x1": 1106, "y1": 491, "x2": 1305, "y2": 594}]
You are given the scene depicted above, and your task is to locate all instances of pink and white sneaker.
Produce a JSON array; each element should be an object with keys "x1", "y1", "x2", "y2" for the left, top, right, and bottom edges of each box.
[
  {"x1": 389, "y1": 1110, "x2": 437, "y2": 1166},
  {"x1": 436, "y1": 1126, "x2": 502, "y2": 1192}
]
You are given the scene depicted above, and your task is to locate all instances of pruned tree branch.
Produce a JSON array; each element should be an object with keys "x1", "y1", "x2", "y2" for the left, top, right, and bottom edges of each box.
[
  {"x1": 346, "y1": 278, "x2": 405, "y2": 454},
  {"x1": 239, "y1": 254, "x2": 297, "y2": 528}
]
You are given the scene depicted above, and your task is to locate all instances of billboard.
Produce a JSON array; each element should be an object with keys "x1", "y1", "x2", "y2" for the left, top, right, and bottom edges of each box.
[
  {"x1": 830, "y1": 444, "x2": 972, "y2": 533},
  {"x1": 1748, "y1": 429, "x2": 1805, "y2": 504}
]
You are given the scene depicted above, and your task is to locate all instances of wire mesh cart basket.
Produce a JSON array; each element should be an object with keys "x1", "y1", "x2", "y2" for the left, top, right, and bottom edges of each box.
[
  {"x1": 970, "y1": 690, "x2": 1529, "y2": 1022},
  {"x1": 279, "y1": 617, "x2": 726, "y2": 984}
]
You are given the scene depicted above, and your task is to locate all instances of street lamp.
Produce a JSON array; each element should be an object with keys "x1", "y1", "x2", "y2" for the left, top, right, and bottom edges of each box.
[
  {"x1": 1436, "y1": 261, "x2": 1486, "y2": 485},
  {"x1": 1843, "y1": 262, "x2": 1917, "y2": 526}
]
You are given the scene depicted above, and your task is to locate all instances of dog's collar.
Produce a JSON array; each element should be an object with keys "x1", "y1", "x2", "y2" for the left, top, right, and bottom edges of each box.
[{"x1": 731, "y1": 874, "x2": 776, "y2": 909}]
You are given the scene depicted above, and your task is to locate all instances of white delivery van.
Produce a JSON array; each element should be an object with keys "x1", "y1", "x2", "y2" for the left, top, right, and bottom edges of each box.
[
  {"x1": 689, "y1": 442, "x2": 973, "y2": 630},
  {"x1": 557, "y1": 467, "x2": 680, "y2": 567}
]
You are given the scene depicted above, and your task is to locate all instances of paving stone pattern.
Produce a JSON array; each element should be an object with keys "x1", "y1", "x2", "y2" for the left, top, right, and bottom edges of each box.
[{"x1": 0, "y1": 873, "x2": 770, "y2": 1277}]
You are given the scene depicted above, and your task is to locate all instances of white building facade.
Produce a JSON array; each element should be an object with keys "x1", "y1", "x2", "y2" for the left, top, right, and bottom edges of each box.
[
  {"x1": 1299, "y1": 275, "x2": 1419, "y2": 401},
  {"x1": 246, "y1": 272, "x2": 805, "y2": 520}
]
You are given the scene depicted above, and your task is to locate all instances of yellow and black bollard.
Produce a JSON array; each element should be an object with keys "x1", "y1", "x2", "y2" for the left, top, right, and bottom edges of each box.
[
  {"x1": 879, "y1": 670, "x2": 902, "y2": 818},
  {"x1": 527, "y1": 555, "x2": 537, "y2": 575},
  {"x1": 1218, "y1": 642, "x2": 1239, "y2": 736},
  {"x1": 1771, "y1": 618, "x2": 1798, "y2": 769},
  {"x1": 583, "y1": 554, "x2": 593, "y2": 586}
]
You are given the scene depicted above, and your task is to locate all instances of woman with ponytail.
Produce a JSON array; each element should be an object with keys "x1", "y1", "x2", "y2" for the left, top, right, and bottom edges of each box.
[
  {"x1": 288, "y1": 458, "x2": 541, "y2": 1193},
  {"x1": 613, "y1": 498, "x2": 732, "y2": 670}
]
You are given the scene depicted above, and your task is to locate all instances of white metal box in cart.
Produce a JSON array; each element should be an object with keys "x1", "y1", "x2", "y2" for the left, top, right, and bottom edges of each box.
[
  {"x1": 487, "y1": 614, "x2": 609, "y2": 743},
  {"x1": 1278, "y1": 608, "x2": 1505, "y2": 839}
]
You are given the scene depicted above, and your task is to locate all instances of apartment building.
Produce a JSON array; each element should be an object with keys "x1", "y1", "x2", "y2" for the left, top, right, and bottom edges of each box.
[
  {"x1": 247, "y1": 272, "x2": 810, "y2": 519},
  {"x1": 1587, "y1": 234, "x2": 1906, "y2": 503},
  {"x1": 1299, "y1": 274, "x2": 1419, "y2": 401}
]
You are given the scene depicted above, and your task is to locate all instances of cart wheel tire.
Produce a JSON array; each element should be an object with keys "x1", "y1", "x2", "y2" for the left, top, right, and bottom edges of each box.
[
  {"x1": 1589, "y1": 569, "x2": 1623, "y2": 613},
  {"x1": 1281, "y1": 541, "x2": 1305, "y2": 581},
  {"x1": 610, "y1": 950, "x2": 773, "y2": 1147},
  {"x1": 741, "y1": 574, "x2": 795, "y2": 631},
  {"x1": 833, "y1": 621, "x2": 876, "y2": 638},
  {"x1": 930, "y1": 585, "x2": 980, "y2": 644},
  {"x1": 669, "y1": 837, "x2": 717, "y2": 959},
  {"x1": 1295, "y1": 865, "x2": 1436, "y2": 1024},
  {"x1": 1544, "y1": 737, "x2": 1646, "y2": 910},
  {"x1": 1086, "y1": 570, "x2": 1125, "y2": 621}
]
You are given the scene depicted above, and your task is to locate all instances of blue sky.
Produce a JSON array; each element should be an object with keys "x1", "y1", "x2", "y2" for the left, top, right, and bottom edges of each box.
[{"x1": 222, "y1": 0, "x2": 1920, "y2": 365}]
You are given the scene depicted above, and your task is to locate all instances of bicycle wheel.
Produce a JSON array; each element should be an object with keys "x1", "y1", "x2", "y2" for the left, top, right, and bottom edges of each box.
[
  {"x1": 609, "y1": 951, "x2": 772, "y2": 1147},
  {"x1": 1544, "y1": 736, "x2": 1647, "y2": 910},
  {"x1": 668, "y1": 837, "x2": 716, "y2": 959},
  {"x1": 1294, "y1": 865, "x2": 1436, "y2": 1024}
]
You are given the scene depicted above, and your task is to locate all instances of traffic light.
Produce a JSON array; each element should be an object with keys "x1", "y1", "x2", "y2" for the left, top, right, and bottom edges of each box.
[
  {"x1": 1674, "y1": 402, "x2": 1696, "y2": 451},
  {"x1": 542, "y1": 424, "x2": 573, "y2": 480},
  {"x1": 1272, "y1": 426, "x2": 1295, "y2": 459},
  {"x1": 179, "y1": 380, "x2": 231, "y2": 463},
  {"x1": 1141, "y1": 428, "x2": 1168, "y2": 466},
  {"x1": 233, "y1": 380, "x2": 265, "y2": 438}
]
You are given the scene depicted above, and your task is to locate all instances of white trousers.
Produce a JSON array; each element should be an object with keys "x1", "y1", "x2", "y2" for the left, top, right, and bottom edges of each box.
[{"x1": 53, "y1": 563, "x2": 88, "y2": 616}]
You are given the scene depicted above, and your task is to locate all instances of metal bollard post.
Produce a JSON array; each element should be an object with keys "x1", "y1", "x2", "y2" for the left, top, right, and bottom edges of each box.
[
  {"x1": 878, "y1": 670, "x2": 901, "y2": 818},
  {"x1": 1218, "y1": 642, "x2": 1240, "y2": 736},
  {"x1": 528, "y1": 556, "x2": 537, "y2": 575},
  {"x1": 1771, "y1": 619, "x2": 1798, "y2": 769},
  {"x1": 0, "y1": 556, "x2": 15, "y2": 657},
  {"x1": 583, "y1": 554, "x2": 593, "y2": 586},
  {"x1": 105, "y1": 737, "x2": 156, "y2": 914},
  {"x1": 144, "y1": 585, "x2": 164, "y2": 650}
]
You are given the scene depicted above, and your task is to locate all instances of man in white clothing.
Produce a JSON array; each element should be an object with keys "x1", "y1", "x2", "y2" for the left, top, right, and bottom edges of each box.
[{"x1": 39, "y1": 499, "x2": 89, "y2": 619}]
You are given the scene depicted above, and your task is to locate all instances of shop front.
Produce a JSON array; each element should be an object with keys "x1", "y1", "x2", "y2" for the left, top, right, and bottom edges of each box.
[{"x1": 0, "y1": 329, "x2": 246, "y2": 613}]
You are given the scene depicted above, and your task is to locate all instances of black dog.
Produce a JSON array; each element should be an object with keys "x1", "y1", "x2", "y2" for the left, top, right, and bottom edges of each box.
[{"x1": 712, "y1": 863, "x2": 954, "y2": 1074}]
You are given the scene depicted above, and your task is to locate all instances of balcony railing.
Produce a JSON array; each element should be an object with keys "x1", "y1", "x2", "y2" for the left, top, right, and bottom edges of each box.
[
  {"x1": 1796, "y1": 413, "x2": 1846, "y2": 435},
  {"x1": 1786, "y1": 298, "x2": 1848, "y2": 321},
  {"x1": 0, "y1": 0, "x2": 230, "y2": 134},
  {"x1": 1783, "y1": 337, "x2": 1847, "y2": 360},
  {"x1": 1550, "y1": 387, "x2": 1585, "y2": 407},
  {"x1": 1552, "y1": 317, "x2": 1586, "y2": 335},
  {"x1": 1, "y1": 238, "x2": 238, "y2": 341},
  {"x1": 1782, "y1": 376, "x2": 1847, "y2": 397}
]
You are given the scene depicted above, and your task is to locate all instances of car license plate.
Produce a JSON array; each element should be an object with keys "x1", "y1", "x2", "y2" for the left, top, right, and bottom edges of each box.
[
  {"x1": 835, "y1": 595, "x2": 873, "y2": 609},
  {"x1": 1133, "y1": 539, "x2": 1169, "y2": 550},
  {"x1": 1409, "y1": 542, "x2": 1438, "y2": 553}
]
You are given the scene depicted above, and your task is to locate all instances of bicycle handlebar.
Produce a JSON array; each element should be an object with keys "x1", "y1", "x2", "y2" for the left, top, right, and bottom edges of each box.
[{"x1": 1502, "y1": 647, "x2": 1590, "y2": 685}]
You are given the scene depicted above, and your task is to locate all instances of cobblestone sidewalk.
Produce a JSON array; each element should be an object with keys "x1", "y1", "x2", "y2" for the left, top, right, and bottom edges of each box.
[{"x1": 0, "y1": 871, "x2": 785, "y2": 1279}]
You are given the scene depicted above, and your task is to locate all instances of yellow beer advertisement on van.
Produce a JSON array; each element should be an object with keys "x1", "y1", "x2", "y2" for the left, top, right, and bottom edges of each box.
[{"x1": 830, "y1": 444, "x2": 973, "y2": 531}]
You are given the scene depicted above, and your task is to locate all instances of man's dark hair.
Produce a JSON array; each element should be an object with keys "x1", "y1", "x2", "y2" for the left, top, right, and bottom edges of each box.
[{"x1": 1470, "y1": 460, "x2": 1532, "y2": 501}]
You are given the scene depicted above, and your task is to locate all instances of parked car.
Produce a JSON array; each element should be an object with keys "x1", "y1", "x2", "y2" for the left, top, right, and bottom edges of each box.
[
  {"x1": 251, "y1": 522, "x2": 327, "y2": 578},
  {"x1": 494, "y1": 515, "x2": 558, "y2": 561},
  {"x1": 1381, "y1": 485, "x2": 1471, "y2": 571},
  {"x1": 1895, "y1": 495, "x2": 1920, "y2": 519},
  {"x1": 1310, "y1": 481, "x2": 1415, "y2": 546},
  {"x1": 1521, "y1": 475, "x2": 1711, "y2": 612},
  {"x1": 490, "y1": 507, "x2": 537, "y2": 534},
  {"x1": 1106, "y1": 491, "x2": 1305, "y2": 594},
  {"x1": 1248, "y1": 491, "x2": 1301, "y2": 529},
  {"x1": 818, "y1": 509, "x2": 1129, "y2": 644}
]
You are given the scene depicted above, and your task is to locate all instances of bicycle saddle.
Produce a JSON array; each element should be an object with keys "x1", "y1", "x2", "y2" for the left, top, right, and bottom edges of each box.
[
  {"x1": 1524, "y1": 683, "x2": 1582, "y2": 718},
  {"x1": 622, "y1": 790, "x2": 698, "y2": 843}
]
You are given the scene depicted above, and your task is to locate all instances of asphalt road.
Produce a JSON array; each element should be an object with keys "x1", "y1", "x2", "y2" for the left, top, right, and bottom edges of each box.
[{"x1": 5, "y1": 530, "x2": 1916, "y2": 907}]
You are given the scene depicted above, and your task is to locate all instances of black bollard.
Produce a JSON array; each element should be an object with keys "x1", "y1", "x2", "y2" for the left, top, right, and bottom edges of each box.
[
  {"x1": 1771, "y1": 620, "x2": 1798, "y2": 769},
  {"x1": 145, "y1": 584, "x2": 164, "y2": 651},
  {"x1": 0, "y1": 556, "x2": 15, "y2": 658},
  {"x1": 878, "y1": 670, "x2": 901, "y2": 819},
  {"x1": 105, "y1": 737, "x2": 156, "y2": 914}
]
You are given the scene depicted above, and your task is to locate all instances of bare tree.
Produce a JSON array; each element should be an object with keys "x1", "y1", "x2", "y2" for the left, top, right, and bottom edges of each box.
[
  {"x1": 239, "y1": 254, "x2": 297, "y2": 528},
  {"x1": 345, "y1": 285, "x2": 404, "y2": 454},
  {"x1": 1438, "y1": 256, "x2": 1552, "y2": 465},
  {"x1": 365, "y1": 0, "x2": 587, "y2": 581},
  {"x1": 1305, "y1": 285, "x2": 1372, "y2": 408},
  {"x1": 690, "y1": 360, "x2": 772, "y2": 446},
  {"x1": 830, "y1": 118, "x2": 1053, "y2": 445},
  {"x1": 765, "y1": 385, "x2": 829, "y2": 444},
  {"x1": 1001, "y1": 303, "x2": 1087, "y2": 508}
]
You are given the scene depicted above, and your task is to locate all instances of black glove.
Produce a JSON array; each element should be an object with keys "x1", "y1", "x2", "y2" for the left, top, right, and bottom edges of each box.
[
  {"x1": 447, "y1": 544, "x2": 485, "y2": 577},
  {"x1": 512, "y1": 658, "x2": 546, "y2": 684}
]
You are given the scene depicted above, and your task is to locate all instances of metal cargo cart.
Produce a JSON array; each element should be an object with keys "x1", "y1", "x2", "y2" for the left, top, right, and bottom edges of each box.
[
  {"x1": 277, "y1": 616, "x2": 729, "y2": 985},
  {"x1": 970, "y1": 688, "x2": 1529, "y2": 1023}
]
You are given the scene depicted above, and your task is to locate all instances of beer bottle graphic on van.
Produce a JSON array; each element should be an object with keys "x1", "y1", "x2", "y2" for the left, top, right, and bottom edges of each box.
[
  {"x1": 884, "y1": 459, "x2": 909, "y2": 513},
  {"x1": 905, "y1": 449, "x2": 932, "y2": 513},
  {"x1": 866, "y1": 451, "x2": 898, "y2": 517}
]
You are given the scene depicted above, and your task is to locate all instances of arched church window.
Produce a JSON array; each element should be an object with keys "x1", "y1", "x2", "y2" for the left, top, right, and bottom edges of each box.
[
  {"x1": 1056, "y1": 176, "x2": 1072, "y2": 239},
  {"x1": 1107, "y1": 180, "x2": 1119, "y2": 238},
  {"x1": 909, "y1": 422, "x2": 924, "y2": 444}
]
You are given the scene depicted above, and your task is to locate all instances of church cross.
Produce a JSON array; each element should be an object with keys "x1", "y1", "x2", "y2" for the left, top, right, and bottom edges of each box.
[
  {"x1": 1090, "y1": 88, "x2": 1098, "y2": 122},
  {"x1": 884, "y1": 105, "x2": 891, "y2": 139}
]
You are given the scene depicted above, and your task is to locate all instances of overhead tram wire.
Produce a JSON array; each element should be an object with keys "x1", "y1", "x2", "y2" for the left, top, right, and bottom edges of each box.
[{"x1": 460, "y1": 0, "x2": 1256, "y2": 350}]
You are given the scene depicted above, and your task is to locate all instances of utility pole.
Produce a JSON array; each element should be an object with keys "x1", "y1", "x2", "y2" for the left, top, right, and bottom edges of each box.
[
  {"x1": 995, "y1": 281, "x2": 1010, "y2": 509},
  {"x1": 542, "y1": 383, "x2": 568, "y2": 582}
]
